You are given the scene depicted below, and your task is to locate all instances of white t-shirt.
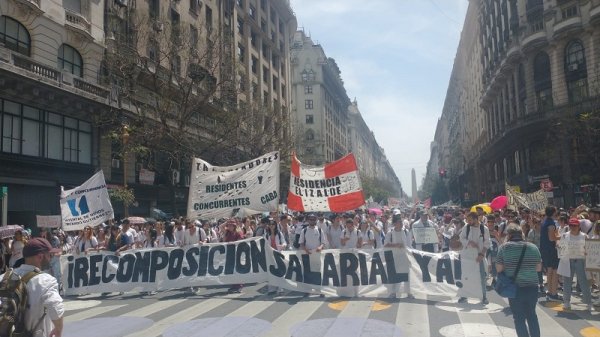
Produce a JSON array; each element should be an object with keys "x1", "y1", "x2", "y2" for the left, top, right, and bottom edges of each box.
[
  {"x1": 385, "y1": 228, "x2": 411, "y2": 247},
  {"x1": 300, "y1": 226, "x2": 327, "y2": 251},
  {"x1": 183, "y1": 228, "x2": 207, "y2": 245},
  {"x1": 360, "y1": 228, "x2": 375, "y2": 249},
  {"x1": 174, "y1": 227, "x2": 185, "y2": 245},
  {"x1": 341, "y1": 228, "x2": 361, "y2": 248},
  {"x1": 327, "y1": 224, "x2": 343, "y2": 249}
]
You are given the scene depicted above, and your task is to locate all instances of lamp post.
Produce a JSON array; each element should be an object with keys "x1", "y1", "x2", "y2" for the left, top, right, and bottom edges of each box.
[{"x1": 122, "y1": 125, "x2": 130, "y2": 218}]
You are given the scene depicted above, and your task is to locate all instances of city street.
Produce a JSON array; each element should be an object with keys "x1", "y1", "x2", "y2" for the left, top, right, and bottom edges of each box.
[{"x1": 63, "y1": 282, "x2": 599, "y2": 337}]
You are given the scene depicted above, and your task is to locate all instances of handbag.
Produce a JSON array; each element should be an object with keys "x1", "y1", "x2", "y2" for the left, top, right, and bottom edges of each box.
[{"x1": 494, "y1": 244, "x2": 527, "y2": 298}]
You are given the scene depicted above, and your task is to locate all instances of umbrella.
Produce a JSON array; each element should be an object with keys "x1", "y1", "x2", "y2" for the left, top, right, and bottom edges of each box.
[
  {"x1": 145, "y1": 217, "x2": 157, "y2": 225},
  {"x1": 368, "y1": 208, "x2": 383, "y2": 216},
  {"x1": 470, "y1": 204, "x2": 492, "y2": 214},
  {"x1": 0, "y1": 225, "x2": 24, "y2": 239},
  {"x1": 127, "y1": 217, "x2": 146, "y2": 225},
  {"x1": 490, "y1": 196, "x2": 508, "y2": 211}
]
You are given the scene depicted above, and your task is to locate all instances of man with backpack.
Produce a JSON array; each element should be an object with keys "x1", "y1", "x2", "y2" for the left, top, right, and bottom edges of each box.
[
  {"x1": 299, "y1": 213, "x2": 328, "y2": 297},
  {"x1": 0, "y1": 237, "x2": 64, "y2": 337},
  {"x1": 457, "y1": 212, "x2": 491, "y2": 305}
]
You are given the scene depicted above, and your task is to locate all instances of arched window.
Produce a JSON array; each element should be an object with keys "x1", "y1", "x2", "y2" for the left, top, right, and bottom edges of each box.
[
  {"x1": 58, "y1": 44, "x2": 83, "y2": 77},
  {"x1": 0, "y1": 16, "x2": 31, "y2": 56},
  {"x1": 564, "y1": 40, "x2": 588, "y2": 103},
  {"x1": 533, "y1": 52, "x2": 553, "y2": 110}
]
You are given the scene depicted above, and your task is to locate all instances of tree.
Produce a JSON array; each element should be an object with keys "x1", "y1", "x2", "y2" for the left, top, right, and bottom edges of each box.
[
  {"x1": 361, "y1": 175, "x2": 399, "y2": 205},
  {"x1": 99, "y1": 5, "x2": 295, "y2": 214}
]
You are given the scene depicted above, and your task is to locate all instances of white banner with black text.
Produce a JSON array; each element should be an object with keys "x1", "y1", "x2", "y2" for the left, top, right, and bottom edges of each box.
[{"x1": 61, "y1": 237, "x2": 474, "y2": 297}]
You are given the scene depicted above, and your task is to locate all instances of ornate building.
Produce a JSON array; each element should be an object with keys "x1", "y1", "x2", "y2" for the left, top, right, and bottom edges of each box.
[
  {"x1": 0, "y1": 0, "x2": 297, "y2": 224},
  {"x1": 425, "y1": 0, "x2": 600, "y2": 207}
]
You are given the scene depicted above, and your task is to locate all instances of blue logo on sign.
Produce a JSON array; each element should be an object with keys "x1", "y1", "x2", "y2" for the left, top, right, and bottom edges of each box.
[{"x1": 67, "y1": 195, "x2": 90, "y2": 216}]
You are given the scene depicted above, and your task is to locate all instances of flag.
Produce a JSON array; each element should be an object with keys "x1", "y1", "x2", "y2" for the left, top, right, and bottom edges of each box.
[
  {"x1": 60, "y1": 171, "x2": 114, "y2": 231},
  {"x1": 287, "y1": 153, "x2": 365, "y2": 212},
  {"x1": 423, "y1": 198, "x2": 432, "y2": 209}
]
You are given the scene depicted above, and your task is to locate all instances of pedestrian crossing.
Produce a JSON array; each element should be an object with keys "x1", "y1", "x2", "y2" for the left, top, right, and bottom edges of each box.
[{"x1": 63, "y1": 283, "x2": 599, "y2": 337}]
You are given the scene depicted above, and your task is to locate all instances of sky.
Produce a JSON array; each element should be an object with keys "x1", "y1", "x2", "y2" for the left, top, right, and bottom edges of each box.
[{"x1": 289, "y1": 0, "x2": 469, "y2": 196}]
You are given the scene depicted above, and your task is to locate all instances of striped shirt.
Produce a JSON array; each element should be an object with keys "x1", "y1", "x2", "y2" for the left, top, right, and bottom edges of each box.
[{"x1": 496, "y1": 241, "x2": 541, "y2": 287}]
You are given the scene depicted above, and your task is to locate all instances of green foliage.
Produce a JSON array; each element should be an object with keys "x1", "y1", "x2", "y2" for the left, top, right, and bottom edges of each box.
[{"x1": 109, "y1": 187, "x2": 135, "y2": 207}]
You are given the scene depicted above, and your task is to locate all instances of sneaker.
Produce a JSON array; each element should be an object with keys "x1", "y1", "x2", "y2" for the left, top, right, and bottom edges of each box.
[
  {"x1": 547, "y1": 294, "x2": 562, "y2": 302},
  {"x1": 389, "y1": 293, "x2": 397, "y2": 299},
  {"x1": 458, "y1": 297, "x2": 467, "y2": 303},
  {"x1": 481, "y1": 298, "x2": 489, "y2": 305},
  {"x1": 406, "y1": 293, "x2": 415, "y2": 299},
  {"x1": 319, "y1": 294, "x2": 325, "y2": 298},
  {"x1": 588, "y1": 304, "x2": 594, "y2": 312}
]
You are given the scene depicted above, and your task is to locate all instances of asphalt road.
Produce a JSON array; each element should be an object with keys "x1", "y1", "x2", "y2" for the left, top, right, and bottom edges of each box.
[{"x1": 62, "y1": 283, "x2": 599, "y2": 337}]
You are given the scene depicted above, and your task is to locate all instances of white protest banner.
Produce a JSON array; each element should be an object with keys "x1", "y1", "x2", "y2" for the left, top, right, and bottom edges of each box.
[
  {"x1": 36, "y1": 215, "x2": 62, "y2": 228},
  {"x1": 60, "y1": 237, "x2": 463, "y2": 297},
  {"x1": 586, "y1": 239, "x2": 600, "y2": 271},
  {"x1": 187, "y1": 152, "x2": 280, "y2": 220},
  {"x1": 506, "y1": 183, "x2": 548, "y2": 212},
  {"x1": 412, "y1": 227, "x2": 439, "y2": 244},
  {"x1": 287, "y1": 153, "x2": 365, "y2": 212},
  {"x1": 60, "y1": 171, "x2": 114, "y2": 231},
  {"x1": 557, "y1": 237, "x2": 586, "y2": 259}
]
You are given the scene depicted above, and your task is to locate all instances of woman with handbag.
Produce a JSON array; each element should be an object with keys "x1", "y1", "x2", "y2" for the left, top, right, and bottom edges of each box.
[{"x1": 496, "y1": 223, "x2": 542, "y2": 337}]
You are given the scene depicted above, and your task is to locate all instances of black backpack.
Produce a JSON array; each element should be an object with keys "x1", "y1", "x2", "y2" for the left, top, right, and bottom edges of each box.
[
  {"x1": 466, "y1": 224, "x2": 486, "y2": 242},
  {"x1": 0, "y1": 268, "x2": 43, "y2": 337},
  {"x1": 302, "y1": 227, "x2": 323, "y2": 245}
]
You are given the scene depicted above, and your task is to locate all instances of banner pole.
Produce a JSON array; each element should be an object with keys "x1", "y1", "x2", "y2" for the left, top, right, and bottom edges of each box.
[{"x1": 1, "y1": 186, "x2": 7, "y2": 226}]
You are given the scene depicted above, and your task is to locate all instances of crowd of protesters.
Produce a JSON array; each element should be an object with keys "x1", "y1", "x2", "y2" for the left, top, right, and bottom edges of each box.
[{"x1": 1, "y1": 204, "x2": 599, "y2": 308}]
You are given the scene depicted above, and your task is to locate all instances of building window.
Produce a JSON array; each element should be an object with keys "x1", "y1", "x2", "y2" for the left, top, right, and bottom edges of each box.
[
  {"x1": 305, "y1": 129, "x2": 315, "y2": 141},
  {"x1": 1, "y1": 99, "x2": 91, "y2": 164},
  {"x1": 305, "y1": 85, "x2": 313, "y2": 94},
  {"x1": 237, "y1": 43, "x2": 245, "y2": 63},
  {"x1": 58, "y1": 44, "x2": 83, "y2": 77},
  {"x1": 251, "y1": 56, "x2": 258, "y2": 74},
  {"x1": 190, "y1": 25, "x2": 198, "y2": 48},
  {"x1": 518, "y1": 63, "x2": 527, "y2": 115},
  {"x1": 249, "y1": 5, "x2": 256, "y2": 19},
  {"x1": 190, "y1": 0, "x2": 200, "y2": 15},
  {"x1": 533, "y1": 52, "x2": 552, "y2": 111},
  {"x1": 262, "y1": 43, "x2": 269, "y2": 61},
  {"x1": 272, "y1": 75, "x2": 278, "y2": 91},
  {"x1": 250, "y1": 30, "x2": 257, "y2": 48},
  {"x1": 0, "y1": 16, "x2": 31, "y2": 56},
  {"x1": 564, "y1": 40, "x2": 588, "y2": 103},
  {"x1": 236, "y1": 0, "x2": 244, "y2": 8},
  {"x1": 171, "y1": 55, "x2": 181, "y2": 76},
  {"x1": 305, "y1": 99, "x2": 313, "y2": 109},
  {"x1": 237, "y1": 18, "x2": 244, "y2": 35},
  {"x1": 205, "y1": 6, "x2": 213, "y2": 33},
  {"x1": 306, "y1": 114, "x2": 314, "y2": 124},
  {"x1": 561, "y1": 5, "x2": 578, "y2": 20},
  {"x1": 262, "y1": 66, "x2": 269, "y2": 83},
  {"x1": 515, "y1": 151, "x2": 521, "y2": 174}
]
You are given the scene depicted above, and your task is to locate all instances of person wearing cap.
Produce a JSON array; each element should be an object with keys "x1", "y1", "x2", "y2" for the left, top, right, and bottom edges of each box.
[
  {"x1": 0, "y1": 238, "x2": 64, "y2": 337},
  {"x1": 496, "y1": 223, "x2": 541, "y2": 337},
  {"x1": 316, "y1": 212, "x2": 331, "y2": 231},
  {"x1": 557, "y1": 218, "x2": 593, "y2": 311},
  {"x1": 326, "y1": 214, "x2": 343, "y2": 249},
  {"x1": 367, "y1": 212, "x2": 384, "y2": 249}
]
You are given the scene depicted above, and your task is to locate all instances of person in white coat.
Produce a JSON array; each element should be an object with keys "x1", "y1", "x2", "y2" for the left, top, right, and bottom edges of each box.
[{"x1": 458, "y1": 212, "x2": 491, "y2": 305}]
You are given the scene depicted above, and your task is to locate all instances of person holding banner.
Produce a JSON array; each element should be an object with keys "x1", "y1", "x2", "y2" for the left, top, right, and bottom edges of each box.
[
  {"x1": 9, "y1": 229, "x2": 26, "y2": 268},
  {"x1": 411, "y1": 212, "x2": 439, "y2": 253},
  {"x1": 223, "y1": 219, "x2": 245, "y2": 293},
  {"x1": 359, "y1": 219, "x2": 375, "y2": 249},
  {"x1": 300, "y1": 214, "x2": 327, "y2": 298},
  {"x1": 458, "y1": 212, "x2": 491, "y2": 304},
  {"x1": 557, "y1": 218, "x2": 592, "y2": 311},
  {"x1": 265, "y1": 219, "x2": 287, "y2": 295},
  {"x1": 385, "y1": 214, "x2": 413, "y2": 299}
]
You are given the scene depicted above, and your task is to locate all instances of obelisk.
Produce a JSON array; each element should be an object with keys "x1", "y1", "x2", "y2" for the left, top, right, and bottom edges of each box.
[{"x1": 411, "y1": 168, "x2": 418, "y2": 203}]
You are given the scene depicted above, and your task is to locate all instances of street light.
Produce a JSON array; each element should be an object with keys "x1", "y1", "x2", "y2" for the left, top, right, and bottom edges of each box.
[{"x1": 122, "y1": 125, "x2": 130, "y2": 218}]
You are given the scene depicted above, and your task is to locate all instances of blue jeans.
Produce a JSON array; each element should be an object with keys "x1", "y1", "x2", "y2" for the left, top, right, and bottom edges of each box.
[
  {"x1": 564, "y1": 259, "x2": 591, "y2": 305},
  {"x1": 508, "y1": 286, "x2": 540, "y2": 337}
]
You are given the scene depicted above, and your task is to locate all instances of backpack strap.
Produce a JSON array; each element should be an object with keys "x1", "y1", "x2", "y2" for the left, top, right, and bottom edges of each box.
[{"x1": 21, "y1": 269, "x2": 41, "y2": 284}]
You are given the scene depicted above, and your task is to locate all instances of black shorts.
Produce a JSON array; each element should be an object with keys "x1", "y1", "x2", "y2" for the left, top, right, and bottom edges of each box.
[{"x1": 541, "y1": 249, "x2": 559, "y2": 269}]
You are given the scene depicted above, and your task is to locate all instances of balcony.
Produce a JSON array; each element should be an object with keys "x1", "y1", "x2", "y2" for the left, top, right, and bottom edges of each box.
[
  {"x1": 11, "y1": 0, "x2": 43, "y2": 15},
  {"x1": 0, "y1": 48, "x2": 110, "y2": 102},
  {"x1": 521, "y1": 25, "x2": 547, "y2": 52},
  {"x1": 64, "y1": 10, "x2": 93, "y2": 40},
  {"x1": 553, "y1": 15, "x2": 582, "y2": 37},
  {"x1": 591, "y1": 3, "x2": 600, "y2": 24}
]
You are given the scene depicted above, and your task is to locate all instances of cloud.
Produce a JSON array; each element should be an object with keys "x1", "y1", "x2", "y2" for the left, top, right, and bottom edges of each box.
[{"x1": 290, "y1": 0, "x2": 469, "y2": 196}]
